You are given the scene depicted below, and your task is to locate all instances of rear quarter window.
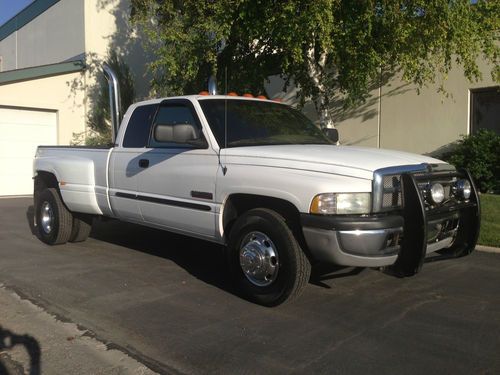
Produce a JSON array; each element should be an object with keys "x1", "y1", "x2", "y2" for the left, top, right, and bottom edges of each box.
[{"x1": 122, "y1": 104, "x2": 157, "y2": 147}]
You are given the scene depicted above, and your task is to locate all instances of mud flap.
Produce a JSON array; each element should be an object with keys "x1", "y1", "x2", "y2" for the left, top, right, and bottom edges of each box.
[{"x1": 390, "y1": 173, "x2": 427, "y2": 277}]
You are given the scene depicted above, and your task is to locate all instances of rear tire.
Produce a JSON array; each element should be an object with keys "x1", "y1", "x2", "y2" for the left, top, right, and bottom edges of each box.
[
  {"x1": 35, "y1": 188, "x2": 73, "y2": 245},
  {"x1": 69, "y1": 214, "x2": 93, "y2": 243},
  {"x1": 227, "y1": 208, "x2": 311, "y2": 306}
]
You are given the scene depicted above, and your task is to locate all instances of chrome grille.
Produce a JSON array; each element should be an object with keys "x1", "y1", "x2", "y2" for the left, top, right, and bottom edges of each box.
[{"x1": 382, "y1": 175, "x2": 402, "y2": 210}]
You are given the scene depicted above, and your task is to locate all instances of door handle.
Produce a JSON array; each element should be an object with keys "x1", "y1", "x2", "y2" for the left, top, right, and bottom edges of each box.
[{"x1": 139, "y1": 159, "x2": 149, "y2": 168}]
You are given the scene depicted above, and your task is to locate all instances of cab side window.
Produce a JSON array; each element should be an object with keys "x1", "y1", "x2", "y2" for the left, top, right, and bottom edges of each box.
[{"x1": 122, "y1": 104, "x2": 157, "y2": 148}]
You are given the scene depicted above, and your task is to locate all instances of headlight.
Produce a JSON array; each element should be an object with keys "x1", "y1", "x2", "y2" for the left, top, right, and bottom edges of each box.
[
  {"x1": 429, "y1": 183, "x2": 445, "y2": 204},
  {"x1": 310, "y1": 193, "x2": 371, "y2": 215},
  {"x1": 455, "y1": 179, "x2": 471, "y2": 199}
]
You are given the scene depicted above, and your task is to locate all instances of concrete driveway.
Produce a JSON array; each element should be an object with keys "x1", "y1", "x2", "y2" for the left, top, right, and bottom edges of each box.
[{"x1": 0, "y1": 197, "x2": 499, "y2": 374}]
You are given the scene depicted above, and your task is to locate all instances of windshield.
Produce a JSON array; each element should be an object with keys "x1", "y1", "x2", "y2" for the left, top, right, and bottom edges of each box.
[{"x1": 199, "y1": 99, "x2": 332, "y2": 148}]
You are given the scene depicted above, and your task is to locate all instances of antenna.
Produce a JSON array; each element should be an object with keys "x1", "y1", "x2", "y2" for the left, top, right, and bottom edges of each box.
[
  {"x1": 222, "y1": 67, "x2": 228, "y2": 175},
  {"x1": 224, "y1": 67, "x2": 228, "y2": 150}
]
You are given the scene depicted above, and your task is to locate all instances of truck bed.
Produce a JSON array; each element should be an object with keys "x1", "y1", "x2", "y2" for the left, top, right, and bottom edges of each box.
[
  {"x1": 37, "y1": 145, "x2": 112, "y2": 149},
  {"x1": 35, "y1": 146, "x2": 113, "y2": 215}
]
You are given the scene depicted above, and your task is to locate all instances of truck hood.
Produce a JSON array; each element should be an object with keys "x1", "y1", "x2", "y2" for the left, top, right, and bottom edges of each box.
[{"x1": 223, "y1": 145, "x2": 445, "y2": 180}]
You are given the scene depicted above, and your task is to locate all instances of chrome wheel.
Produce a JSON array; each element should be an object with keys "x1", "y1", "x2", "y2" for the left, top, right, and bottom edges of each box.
[
  {"x1": 40, "y1": 201, "x2": 54, "y2": 234},
  {"x1": 239, "y1": 231, "x2": 279, "y2": 287}
]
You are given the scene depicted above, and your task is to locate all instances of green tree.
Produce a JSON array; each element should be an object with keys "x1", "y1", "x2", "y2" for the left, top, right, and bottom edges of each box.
[{"x1": 131, "y1": 0, "x2": 499, "y2": 128}]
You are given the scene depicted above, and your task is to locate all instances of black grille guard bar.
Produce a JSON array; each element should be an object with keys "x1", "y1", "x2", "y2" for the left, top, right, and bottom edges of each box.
[{"x1": 390, "y1": 168, "x2": 481, "y2": 276}]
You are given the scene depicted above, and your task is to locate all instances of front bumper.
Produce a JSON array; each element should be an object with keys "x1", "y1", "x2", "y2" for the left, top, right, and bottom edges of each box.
[
  {"x1": 301, "y1": 169, "x2": 481, "y2": 271},
  {"x1": 301, "y1": 214, "x2": 403, "y2": 267}
]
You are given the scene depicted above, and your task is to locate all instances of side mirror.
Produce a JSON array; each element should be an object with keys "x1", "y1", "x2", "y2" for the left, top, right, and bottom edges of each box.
[
  {"x1": 153, "y1": 123, "x2": 206, "y2": 147},
  {"x1": 323, "y1": 128, "x2": 339, "y2": 143}
]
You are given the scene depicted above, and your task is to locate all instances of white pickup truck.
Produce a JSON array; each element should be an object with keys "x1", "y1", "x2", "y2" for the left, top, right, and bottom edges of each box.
[{"x1": 33, "y1": 88, "x2": 480, "y2": 306}]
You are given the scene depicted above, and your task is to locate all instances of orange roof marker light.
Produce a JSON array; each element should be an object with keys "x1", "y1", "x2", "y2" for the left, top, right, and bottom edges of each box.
[
  {"x1": 257, "y1": 95, "x2": 267, "y2": 100},
  {"x1": 228, "y1": 92, "x2": 238, "y2": 96},
  {"x1": 199, "y1": 91, "x2": 210, "y2": 96},
  {"x1": 243, "y1": 93, "x2": 254, "y2": 98}
]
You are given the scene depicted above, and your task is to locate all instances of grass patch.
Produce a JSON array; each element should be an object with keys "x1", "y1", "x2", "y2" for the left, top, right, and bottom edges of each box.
[{"x1": 478, "y1": 194, "x2": 500, "y2": 247}]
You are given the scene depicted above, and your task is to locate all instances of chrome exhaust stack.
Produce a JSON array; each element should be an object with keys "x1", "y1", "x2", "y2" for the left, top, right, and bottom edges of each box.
[{"x1": 102, "y1": 63, "x2": 121, "y2": 145}]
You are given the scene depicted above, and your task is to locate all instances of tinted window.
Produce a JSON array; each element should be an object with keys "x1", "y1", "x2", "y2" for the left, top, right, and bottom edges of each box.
[
  {"x1": 122, "y1": 104, "x2": 157, "y2": 147},
  {"x1": 199, "y1": 99, "x2": 331, "y2": 148},
  {"x1": 149, "y1": 104, "x2": 200, "y2": 148},
  {"x1": 155, "y1": 105, "x2": 197, "y2": 126}
]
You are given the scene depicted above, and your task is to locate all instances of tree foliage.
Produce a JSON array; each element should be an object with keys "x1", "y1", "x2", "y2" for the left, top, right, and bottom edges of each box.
[
  {"x1": 443, "y1": 130, "x2": 500, "y2": 194},
  {"x1": 131, "y1": 0, "x2": 499, "y2": 126}
]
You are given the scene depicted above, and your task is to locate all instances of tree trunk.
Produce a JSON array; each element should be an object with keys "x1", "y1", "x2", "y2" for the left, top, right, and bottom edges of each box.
[
  {"x1": 316, "y1": 90, "x2": 334, "y2": 129},
  {"x1": 306, "y1": 48, "x2": 335, "y2": 129}
]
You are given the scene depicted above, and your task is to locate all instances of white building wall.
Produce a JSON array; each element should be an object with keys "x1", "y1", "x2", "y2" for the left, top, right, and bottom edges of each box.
[{"x1": 0, "y1": 72, "x2": 86, "y2": 145}]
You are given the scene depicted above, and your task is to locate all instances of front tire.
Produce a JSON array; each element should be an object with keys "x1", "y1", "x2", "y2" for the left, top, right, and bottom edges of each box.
[
  {"x1": 35, "y1": 188, "x2": 73, "y2": 245},
  {"x1": 227, "y1": 208, "x2": 311, "y2": 306}
]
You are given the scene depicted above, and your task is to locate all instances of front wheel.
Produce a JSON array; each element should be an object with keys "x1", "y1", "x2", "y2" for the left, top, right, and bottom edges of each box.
[
  {"x1": 227, "y1": 208, "x2": 311, "y2": 306},
  {"x1": 35, "y1": 188, "x2": 73, "y2": 245}
]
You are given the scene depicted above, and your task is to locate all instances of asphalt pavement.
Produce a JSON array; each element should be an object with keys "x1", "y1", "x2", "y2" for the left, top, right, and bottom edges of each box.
[{"x1": 0, "y1": 197, "x2": 499, "y2": 374}]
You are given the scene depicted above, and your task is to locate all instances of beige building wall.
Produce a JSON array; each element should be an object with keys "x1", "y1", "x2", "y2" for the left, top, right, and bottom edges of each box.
[
  {"x1": 0, "y1": 0, "x2": 85, "y2": 71},
  {"x1": 0, "y1": 72, "x2": 86, "y2": 144},
  {"x1": 334, "y1": 59, "x2": 498, "y2": 155},
  {"x1": 0, "y1": 34, "x2": 16, "y2": 71}
]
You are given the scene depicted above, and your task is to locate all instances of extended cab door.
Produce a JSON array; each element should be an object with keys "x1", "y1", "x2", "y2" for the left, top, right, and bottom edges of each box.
[
  {"x1": 136, "y1": 99, "x2": 219, "y2": 240},
  {"x1": 109, "y1": 103, "x2": 158, "y2": 222}
]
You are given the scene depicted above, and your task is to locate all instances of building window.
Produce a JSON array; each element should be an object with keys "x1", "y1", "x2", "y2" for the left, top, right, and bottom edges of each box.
[{"x1": 470, "y1": 87, "x2": 500, "y2": 135}]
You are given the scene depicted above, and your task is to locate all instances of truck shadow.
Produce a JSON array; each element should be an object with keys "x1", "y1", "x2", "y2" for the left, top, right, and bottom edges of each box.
[
  {"x1": 25, "y1": 206, "x2": 383, "y2": 299},
  {"x1": 88, "y1": 217, "x2": 240, "y2": 296},
  {"x1": 88, "y1": 218, "x2": 371, "y2": 293}
]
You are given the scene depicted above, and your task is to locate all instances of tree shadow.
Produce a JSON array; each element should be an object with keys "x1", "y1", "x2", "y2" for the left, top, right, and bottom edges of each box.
[
  {"x1": 425, "y1": 141, "x2": 460, "y2": 159},
  {"x1": 328, "y1": 73, "x2": 414, "y2": 125},
  {"x1": 271, "y1": 70, "x2": 415, "y2": 139},
  {"x1": 0, "y1": 325, "x2": 41, "y2": 375},
  {"x1": 94, "y1": 0, "x2": 155, "y2": 100}
]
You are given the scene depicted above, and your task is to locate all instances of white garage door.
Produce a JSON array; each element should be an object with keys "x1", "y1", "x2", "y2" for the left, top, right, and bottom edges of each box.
[{"x1": 0, "y1": 107, "x2": 57, "y2": 196}]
